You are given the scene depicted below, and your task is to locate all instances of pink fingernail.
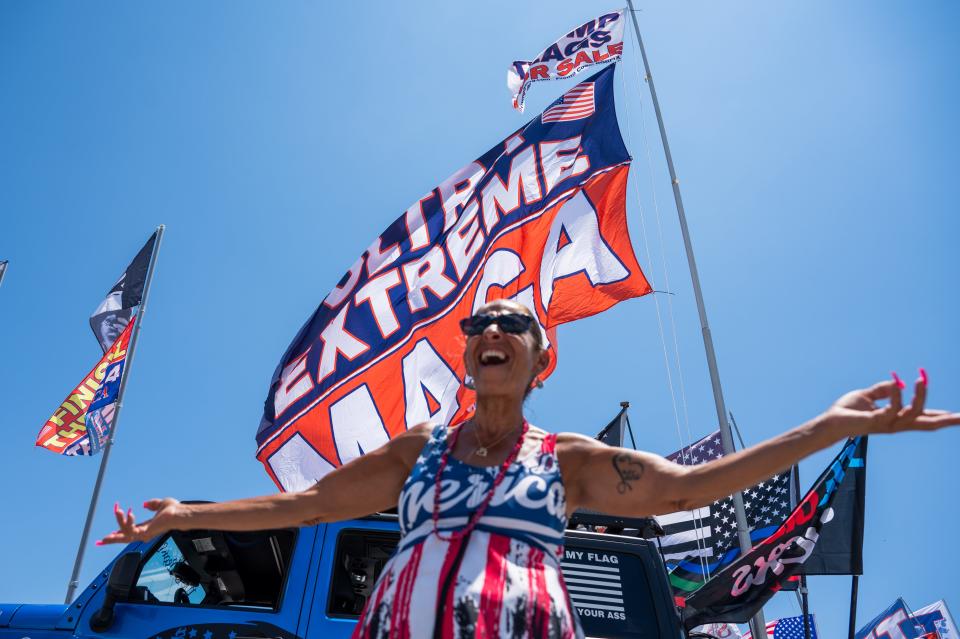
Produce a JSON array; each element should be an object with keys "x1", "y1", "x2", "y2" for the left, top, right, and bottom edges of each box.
[
  {"x1": 127, "y1": 508, "x2": 133, "y2": 518},
  {"x1": 143, "y1": 501, "x2": 150, "y2": 508},
  {"x1": 95, "y1": 540, "x2": 104, "y2": 546},
  {"x1": 920, "y1": 368, "x2": 928, "y2": 385},
  {"x1": 891, "y1": 372, "x2": 906, "y2": 389},
  {"x1": 114, "y1": 502, "x2": 120, "y2": 514}
]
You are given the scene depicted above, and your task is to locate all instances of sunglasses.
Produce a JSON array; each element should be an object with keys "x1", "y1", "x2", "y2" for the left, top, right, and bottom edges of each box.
[{"x1": 459, "y1": 312, "x2": 535, "y2": 336}]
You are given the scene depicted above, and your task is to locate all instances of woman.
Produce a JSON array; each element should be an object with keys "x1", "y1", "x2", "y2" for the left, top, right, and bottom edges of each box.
[{"x1": 101, "y1": 299, "x2": 959, "y2": 638}]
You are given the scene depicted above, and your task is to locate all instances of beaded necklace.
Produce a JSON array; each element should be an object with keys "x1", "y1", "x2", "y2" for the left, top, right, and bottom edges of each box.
[{"x1": 431, "y1": 420, "x2": 529, "y2": 542}]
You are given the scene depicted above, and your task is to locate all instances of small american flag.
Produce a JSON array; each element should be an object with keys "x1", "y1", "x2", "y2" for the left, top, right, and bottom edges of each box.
[
  {"x1": 743, "y1": 614, "x2": 819, "y2": 639},
  {"x1": 542, "y1": 82, "x2": 595, "y2": 123}
]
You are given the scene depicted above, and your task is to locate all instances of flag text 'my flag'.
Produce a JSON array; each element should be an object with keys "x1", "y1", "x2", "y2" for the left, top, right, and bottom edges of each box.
[{"x1": 256, "y1": 65, "x2": 650, "y2": 491}]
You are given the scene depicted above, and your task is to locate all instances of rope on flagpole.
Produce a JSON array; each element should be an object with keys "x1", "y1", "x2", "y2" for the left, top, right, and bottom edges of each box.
[
  {"x1": 628, "y1": 42, "x2": 698, "y2": 463},
  {"x1": 615, "y1": 63, "x2": 685, "y2": 451},
  {"x1": 617, "y1": 38, "x2": 713, "y2": 583},
  {"x1": 622, "y1": 8, "x2": 767, "y2": 636}
]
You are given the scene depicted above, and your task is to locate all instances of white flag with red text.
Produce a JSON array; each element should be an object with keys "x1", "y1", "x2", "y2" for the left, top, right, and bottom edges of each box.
[{"x1": 507, "y1": 10, "x2": 625, "y2": 112}]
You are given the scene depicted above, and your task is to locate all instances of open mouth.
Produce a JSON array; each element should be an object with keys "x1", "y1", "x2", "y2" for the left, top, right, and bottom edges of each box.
[{"x1": 478, "y1": 349, "x2": 509, "y2": 367}]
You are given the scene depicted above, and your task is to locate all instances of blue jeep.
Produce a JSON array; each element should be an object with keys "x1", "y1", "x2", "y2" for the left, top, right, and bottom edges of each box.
[{"x1": 0, "y1": 514, "x2": 681, "y2": 638}]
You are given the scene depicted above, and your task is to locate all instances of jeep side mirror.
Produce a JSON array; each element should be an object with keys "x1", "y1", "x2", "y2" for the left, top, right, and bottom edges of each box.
[{"x1": 89, "y1": 551, "x2": 142, "y2": 632}]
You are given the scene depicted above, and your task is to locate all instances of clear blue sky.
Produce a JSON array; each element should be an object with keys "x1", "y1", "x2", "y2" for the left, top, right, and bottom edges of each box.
[{"x1": 1, "y1": 1, "x2": 957, "y2": 634}]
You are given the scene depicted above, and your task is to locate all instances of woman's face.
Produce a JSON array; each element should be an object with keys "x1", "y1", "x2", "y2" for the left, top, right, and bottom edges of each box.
[{"x1": 462, "y1": 300, "x2": 549, "y2": 399}]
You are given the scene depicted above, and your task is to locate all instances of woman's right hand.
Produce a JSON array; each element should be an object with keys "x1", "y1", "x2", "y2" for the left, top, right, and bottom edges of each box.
[
  {"x1": 96, "y1": 498, "x2": 184, "y2": 545},
  {"x1": 93, "y1": 423, "x2": 434, "y2": 546}
]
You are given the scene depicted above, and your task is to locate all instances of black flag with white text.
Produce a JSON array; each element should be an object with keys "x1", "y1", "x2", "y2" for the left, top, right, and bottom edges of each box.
[
  {"x1": 682, "y1": 436, "x2": 868, "y2": 629},
  {"x1": 801, "y1": 437, "x2": 868, "y2": 575}
]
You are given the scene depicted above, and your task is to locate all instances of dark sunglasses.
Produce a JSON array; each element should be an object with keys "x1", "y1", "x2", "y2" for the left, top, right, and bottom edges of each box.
[{"x1": 459, "y1": 312, "x2": 535, "y2": 336}]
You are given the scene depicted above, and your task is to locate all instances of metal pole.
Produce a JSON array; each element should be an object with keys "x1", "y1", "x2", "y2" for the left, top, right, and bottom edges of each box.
[
  {"x1": 847, "y1": 575, "x2": 859, "y2": 639},
  {"x1": 620, "y1": 401, "x2": 638, "y2": 449},
  {"x1": 800, "y1": 575, "x2": 811, "y2": 639},
  {"x1": 64, "y1": 225, "x2": 164, "y2": 604},
  {"x1": 622, "y1": 5, "x2": 766, "y2": 636},
  {"x1": 0, "y1": 260, "x2": 8, "y2": 289},
  {"x1": 792, "y1": 466, "x2": 811, "y2": 639}
]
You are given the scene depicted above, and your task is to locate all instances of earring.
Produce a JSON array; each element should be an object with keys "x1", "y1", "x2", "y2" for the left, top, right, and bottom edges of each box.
[
  {"x1": 534, "y1": 378, "x2": 544, "y2": 389},
  {"x1": 464, "y1": 375, "x2": 476, "y2": 390}
]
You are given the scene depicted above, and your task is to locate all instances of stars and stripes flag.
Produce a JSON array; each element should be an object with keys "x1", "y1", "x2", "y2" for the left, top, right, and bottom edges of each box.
[
  {"x1": 542, "y1": 83, "x2": 596, "y2": 123},
  {"x1": 654, "y1": 431, "x2": 795, "y2": 594},
  {"x1": 508, "y1": 10, "x2": 624, "y2": 112},
  {"x1": 743, "y1": 615, "x2": 819, "y2": 639},
  {"x1": 256, "y1": 66, "x2": 652, "y2": 490}
]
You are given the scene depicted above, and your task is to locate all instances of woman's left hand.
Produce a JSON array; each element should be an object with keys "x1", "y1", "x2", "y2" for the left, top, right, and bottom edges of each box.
[
  {"x1": 823, "y1": 371, "x2": 960, "y2": 437},
  {"x1": 561, "y1": 369, "x2": 960, "y2": 518}
]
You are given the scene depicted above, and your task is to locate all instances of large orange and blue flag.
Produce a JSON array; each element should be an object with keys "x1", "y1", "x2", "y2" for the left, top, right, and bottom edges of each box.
[{"x1": 256, "y1": 65, "x2": 651, "y2": 491}]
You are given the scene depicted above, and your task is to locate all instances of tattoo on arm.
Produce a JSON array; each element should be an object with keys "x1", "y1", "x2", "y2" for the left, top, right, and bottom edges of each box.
[{"x1": 612, "y1": 454, "x2": 645, "y2": 494}]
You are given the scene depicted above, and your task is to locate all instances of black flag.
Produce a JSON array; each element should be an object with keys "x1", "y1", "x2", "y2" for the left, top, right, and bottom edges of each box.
[
  {"x1": 596, "y1": 405, "x2": 628, "y2": 447},
  {"x1": 681, "y1": 436, "x2": 868, "y2": 630},
  {"x1": 89, "y1": 232, "x2": 157, "y2": 352},
  {"x1": 801, "y1": 437, "x2": 868, "y2": 575},
  {"x1": 569, "y1": 405, "x2": 661, "y2": 534}
]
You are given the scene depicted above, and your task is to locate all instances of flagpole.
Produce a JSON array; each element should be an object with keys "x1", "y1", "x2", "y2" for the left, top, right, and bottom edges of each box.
[
  {"x1": 64, "y1": 225, "x2": 165, "y2": 604},
  {"x1": 620, "y1": 400, "x2": 638, "y2": 448},
  {"x1": 790, "y1": 466, "x2": 812, "y2": 639},
  {"x1": 0, "y1": 260, "x2": 8, "y2": 288},
  {"x1": 847, "y1": 575, "x2": 859, "y2": 639},
  {"x1": 623, "y1": 4, "x2": 766, "y2": 636}
]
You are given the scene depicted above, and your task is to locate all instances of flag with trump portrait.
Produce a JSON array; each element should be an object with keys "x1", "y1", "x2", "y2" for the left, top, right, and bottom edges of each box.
[{"x1": 256, "y1": 65, "x2": 651, "y2": 491}]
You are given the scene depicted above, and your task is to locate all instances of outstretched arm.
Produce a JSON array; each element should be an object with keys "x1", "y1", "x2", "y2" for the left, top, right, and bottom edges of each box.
[
  {"x1": 562, "y1": 374, "x2": 960, "y2": 517},
  {"x1": 99, "y1": 423, "x2": 432, "y2": 544}
]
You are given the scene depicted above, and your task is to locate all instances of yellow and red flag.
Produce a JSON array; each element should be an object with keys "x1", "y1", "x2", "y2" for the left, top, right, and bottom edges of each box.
[{"x1": 36, "y1": 321, "x2": 133, "y2": 456}]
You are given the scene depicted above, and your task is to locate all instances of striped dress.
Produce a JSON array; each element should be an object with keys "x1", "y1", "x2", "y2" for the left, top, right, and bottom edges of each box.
[{"x1": 352, "y1": 423, "x2": 584, "y2": 639}]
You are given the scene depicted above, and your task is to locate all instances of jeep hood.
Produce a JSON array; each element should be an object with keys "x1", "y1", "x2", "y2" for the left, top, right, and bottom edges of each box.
[{"x1": 1, "y1": 603, "x2": 70, "y2": 630}]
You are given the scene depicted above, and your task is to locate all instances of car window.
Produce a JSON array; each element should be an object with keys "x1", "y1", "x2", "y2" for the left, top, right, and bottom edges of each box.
[
  {"x1": 326, "y1": 530, "x2": 399, "y2": 617},
  {"x1": 135, "y1": 536, "x2": 206, "y2": 604},
  {"x1": 132, "y1": 528, "x2": 298, "y2": 609}
]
